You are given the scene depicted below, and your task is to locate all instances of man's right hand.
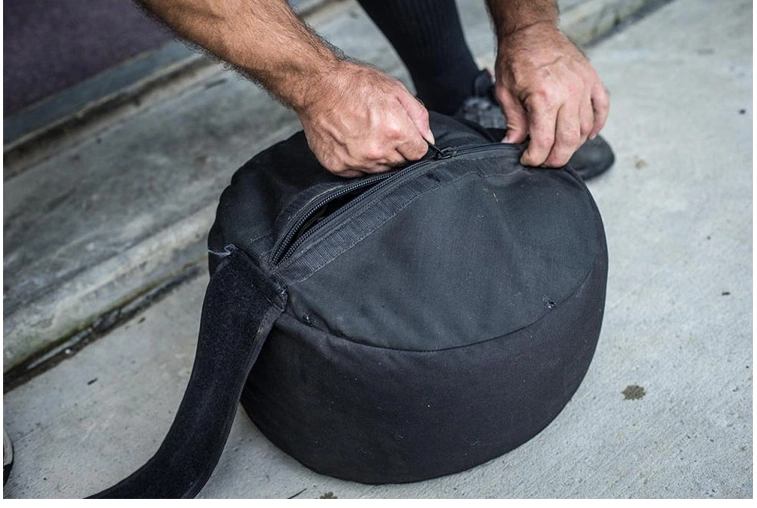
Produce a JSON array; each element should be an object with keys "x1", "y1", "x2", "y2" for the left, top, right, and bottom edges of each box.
[
  {"x1": 296, "y1": 61, "x2": 434, "y2": 178},
  {"x1": 138, "y1": 0, "x2": 433, "y2": 178}
]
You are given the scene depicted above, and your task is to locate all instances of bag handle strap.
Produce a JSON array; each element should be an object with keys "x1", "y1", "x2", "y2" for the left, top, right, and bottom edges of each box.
[{"x1": 89, "y1": 246, "x2": 286, "y2": 498}]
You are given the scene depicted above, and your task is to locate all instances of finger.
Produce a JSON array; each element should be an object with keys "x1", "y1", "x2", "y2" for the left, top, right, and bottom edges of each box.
[
  {"x1": 589, "y1": 83, "x2": 610, "y2": 139},
  {"x1": 395, "y1": 122, "x2": 429, "y2": 162},
  {"x1": 336, "y1": 169, "x2": 368, "y2": 179},
  {"x1": 396, "y1": 135, "x2": 428, "y2": 163},
  {"x1": 364, "y1": 164, "x2": 395, "y2": 175},
  {"x1": 579, "y1": 94, "x2": 594, "y2": 144},
  {"x1": 545, "y1": 104, "x2": 582, "y2": 167},
  {"x1": 362, "y1": 145, "x2": 406, "y2": 173},
  {"x1": 379, "y1": 97, "x2": 428, "y2": 163},
  {"x1": 521, "y1": 102, "x2": 558, "y2": 167},
  {"x1": 380, "y1": 149, "x2": 408, "y2": 169},
  {"x1": 323, "y1": 152, "x2": 370, "y2": 178},
  {"x1": 397, "y1": 92, "x2": 435, "y2": 144},
  {"x1": 367, "y1": 128, "x2": 410, "y2": 170},
  {"x1": 351, "y1": 112, "x2": 408, "y2": 172},
  {"x1": 497, "y1": 89, "x2": 529, "y2": 144}
]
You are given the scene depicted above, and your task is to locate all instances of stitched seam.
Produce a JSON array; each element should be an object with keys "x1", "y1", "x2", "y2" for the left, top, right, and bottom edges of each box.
[{"x1": 278, "y1": 249, "x2": 602, "y2": 354}]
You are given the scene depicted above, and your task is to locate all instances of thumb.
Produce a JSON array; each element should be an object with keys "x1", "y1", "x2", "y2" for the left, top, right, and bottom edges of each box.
[
  {"x1": 397, "y1": 92, "x2": 435, "y2": 144},
  {"x1": 497, "y1": 89, "x2": 529, "y2": 144}
]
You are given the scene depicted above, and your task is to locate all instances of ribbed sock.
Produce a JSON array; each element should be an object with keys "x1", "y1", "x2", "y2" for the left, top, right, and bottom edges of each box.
[{"x1": 355, "y1": 0, "x2": 481, "y2": 114}]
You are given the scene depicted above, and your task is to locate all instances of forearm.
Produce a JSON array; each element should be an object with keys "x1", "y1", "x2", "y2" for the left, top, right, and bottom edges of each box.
[
  {"x1": 139, "y1": 0, "x2": 434, "y2": 177},
  {"x1": 485, "y1": 0, "x2": 559, "y2": 37},
  {"x1": 138, "y1": 0, "x2": 341, "y2": 110}
]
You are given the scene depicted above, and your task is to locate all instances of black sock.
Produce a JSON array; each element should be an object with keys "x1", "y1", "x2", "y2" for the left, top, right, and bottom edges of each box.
[{"x1": 355, "y1": 0, "x2": 481, "y2": 115}]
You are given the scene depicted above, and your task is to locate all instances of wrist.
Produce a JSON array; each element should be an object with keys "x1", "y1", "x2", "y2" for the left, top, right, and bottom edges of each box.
[
  {"x1": 486, "y1": 0, "x2": 559, "y2": 38},
  {"x1": 496, "y1": 20, "x2": 567, "y2": 59},
  {"x1": 501, "y1": 18, "x2": 558, "y2": 39},
  {"x1": 291, "y1": 59, "x2": 371, "y2": 116},
  {"x1": 288, "y1": 57, "x2": 346, "y2": 115},
  {"x1": 271, "y1": 54, "x2": 345, "y2": 113},
  {"x1": 234, "y1": 42, "x2": 343, "y2": 112}
]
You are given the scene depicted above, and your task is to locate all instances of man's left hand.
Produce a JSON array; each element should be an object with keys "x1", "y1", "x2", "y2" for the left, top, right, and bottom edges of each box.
[{"x1": 493, "y1": 22, "x2": 610, "y2": 167}]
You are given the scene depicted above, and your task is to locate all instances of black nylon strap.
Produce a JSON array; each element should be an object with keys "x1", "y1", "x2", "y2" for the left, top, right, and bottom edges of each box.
[{"x1": 89, "y1": 247, "x2": 286, "y2": 498}]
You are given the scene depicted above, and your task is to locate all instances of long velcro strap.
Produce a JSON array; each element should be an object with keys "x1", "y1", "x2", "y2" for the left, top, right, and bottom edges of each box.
[{"x1": 89, "y1": 246, "x2": 286, "y2": 498}]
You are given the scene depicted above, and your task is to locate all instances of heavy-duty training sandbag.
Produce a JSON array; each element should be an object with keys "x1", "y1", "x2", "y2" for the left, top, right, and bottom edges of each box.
[{"x1": 90, "y1": 112, "x2": 608, "y2": 498}]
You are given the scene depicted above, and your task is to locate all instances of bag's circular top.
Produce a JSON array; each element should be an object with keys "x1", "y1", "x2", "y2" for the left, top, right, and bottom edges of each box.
[{"x1": 211, "y1": 115, "x2": 605, "y2": 352}]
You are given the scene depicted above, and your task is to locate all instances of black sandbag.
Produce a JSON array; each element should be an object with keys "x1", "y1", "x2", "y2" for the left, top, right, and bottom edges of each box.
[{"x1": 91, "y1": 112, "x2": 607, "y2": 497}]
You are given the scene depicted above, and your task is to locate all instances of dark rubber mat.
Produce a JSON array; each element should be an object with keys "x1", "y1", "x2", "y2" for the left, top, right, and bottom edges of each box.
[{"x1": 3, "y1": 0, "x2": 173, "y2": 116}]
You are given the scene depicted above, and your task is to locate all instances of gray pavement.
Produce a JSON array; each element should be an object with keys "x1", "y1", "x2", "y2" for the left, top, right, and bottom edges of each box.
[{"x1": 3, "y1": 0, "x2": 753, "y2": 499}]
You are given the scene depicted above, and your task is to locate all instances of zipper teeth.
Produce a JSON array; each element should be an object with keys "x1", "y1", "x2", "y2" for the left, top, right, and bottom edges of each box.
[
  {"x1": 276, "y1": 157, "x2": 436, "y2": 264},
  {"x1": 275, "y1": 143, "x2": 519, "y2": 265},
  {"x1": 270, "y1": 173, "x2": 391, "y2": 264}
]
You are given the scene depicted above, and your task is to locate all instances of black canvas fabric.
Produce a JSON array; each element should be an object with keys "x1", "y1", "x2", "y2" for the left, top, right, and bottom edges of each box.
[
  {"x1": 91, "y1": 112, "x2": 607, "y2": 498},
  {"x1": 89, "y1": 250, "x2": 286, "y2": 498}
]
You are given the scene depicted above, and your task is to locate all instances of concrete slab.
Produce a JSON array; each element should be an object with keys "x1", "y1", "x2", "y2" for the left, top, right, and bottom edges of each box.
[
  {"x1": 3, "y1": 0, "x2": 752, "y2": 499},
  {"x1": 2, "y1": 0, "x2": 658, "y2": 376}
]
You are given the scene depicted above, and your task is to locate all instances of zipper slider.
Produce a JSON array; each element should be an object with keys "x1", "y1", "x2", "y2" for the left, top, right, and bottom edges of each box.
[
  {"x1": 424, "y1": 139, "x2": 445, "y2": 159},
  {"x1": 424, "y1": 139, "x2": 455, "y2": 160}
]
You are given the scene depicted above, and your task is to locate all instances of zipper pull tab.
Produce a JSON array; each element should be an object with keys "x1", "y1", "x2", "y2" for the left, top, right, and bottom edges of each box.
[
  {"x1": 424, "y1": 139, "x2": 456, "y2": 160},
  {"x1": 424, "y1": 138, "x2": 445, "y2": 159}
]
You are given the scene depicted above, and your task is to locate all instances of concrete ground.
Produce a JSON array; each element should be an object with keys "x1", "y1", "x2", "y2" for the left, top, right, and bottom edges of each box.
[{"x1": 3, "y1": 0, "x2": 752, "y2": 499}]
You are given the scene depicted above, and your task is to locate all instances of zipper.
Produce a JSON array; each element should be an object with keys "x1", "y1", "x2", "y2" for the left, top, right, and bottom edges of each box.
[
  {"x1": 270, "y1": 172, "x2": 394, "y2": 264},
  {"x1": 272, "y1": 143, "x2": 518, "y2": 265}
]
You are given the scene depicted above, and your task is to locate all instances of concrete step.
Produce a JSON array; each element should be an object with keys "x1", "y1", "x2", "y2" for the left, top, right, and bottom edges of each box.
[{"x1": 3, "y1": 0, "x2": 659, "y2": 377}]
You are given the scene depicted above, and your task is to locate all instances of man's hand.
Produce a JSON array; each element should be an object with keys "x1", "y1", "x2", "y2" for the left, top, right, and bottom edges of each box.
[
  {"x1": 297, "y1": 61, "x2": 434, "y2": 178},
  {"x1": 485, "y1": 0, "x2": 610, "y2": 168},
  {"x1": 138, "y1": 0, "x2": 433, "y2": 179},
  {"x1": 494, "y1": 23, "x2": 609, "y2": 167}
]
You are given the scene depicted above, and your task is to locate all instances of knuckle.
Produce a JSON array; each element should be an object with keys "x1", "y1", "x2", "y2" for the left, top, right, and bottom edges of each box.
[
  {"x1": 561, "y1": 129, "x2": 581, "y2": 147},
  {"x1": 390, "y1": 155, "x2": 407, "y2": 167},
  {"x1": 580, "y1": 118, "x2": 594, "y2": 136},
  {"x1": 546, "y1": 153, "x2": 570, "y2": 168},
  {"x1": 522, "y1": 151, "x2": 545, "y2": 167},
  {"x1": 330, "y1": 162, "x2": 349, "y2": 175},
  {"x1": 363, "y1": 145, "x2": 385, "y2": 161},
  {"x1": 416, "y1": 105, "x2": 430, "y2": 121},
  {"x1": 532, "y1": 132, "x2": 555, "y2": 151},
  {"x1": 527, "y1": 89, "x2": 549, "y2": 107},
  {"x1": 410, "y1": 141, "x2": 427, "y2": 159},
  {"x1": 383, "y1": 121, "x2": 403, "y2": 139},
  {"x1": 567, "y1": 79, "x2": 584, "y2": 96},
  {"x1": 529, "y1": 85, "x2": 557, "y2": 106},
  {"x1": 368, "y1": 163, "x2": 391, "y2": 174},
  {"x1": 594, "y1": 88, "x2": 611, "y2": 108}
]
